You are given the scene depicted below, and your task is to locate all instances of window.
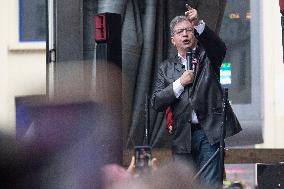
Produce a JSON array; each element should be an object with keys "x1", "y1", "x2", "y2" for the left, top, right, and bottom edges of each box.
[
  {"x1": 220, "y1": 0, "x2": 263, "y2": 146},
  {"x1": 219, "y1": 0, "x2": 251, "y2": 104},
  {"x1": 19, "y1": 0, "x2": 46, "y2": 42}
]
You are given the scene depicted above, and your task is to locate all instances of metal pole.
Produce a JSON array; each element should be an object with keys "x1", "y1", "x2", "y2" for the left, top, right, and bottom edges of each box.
[
  {"x1": 193, "y1": 148, "x2": 220, "y2": 180},
  {"x1": 220, "y1": 88, "x2": 228, "y2": 183},
  {"x1": 46, "y1": 0, "x2": 49, "y2": 65},
  {"x1": 144, "y1": 94, "x2": 150, "y2": 146},
  {"x1": 47, "y1": 0, "x2": 56, "y2": 99}
]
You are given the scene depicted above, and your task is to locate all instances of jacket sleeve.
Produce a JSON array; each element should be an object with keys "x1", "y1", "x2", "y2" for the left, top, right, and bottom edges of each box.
[
  {"x1": 195, "y1": 25, "x2": 226, "y2": 68},
  {"x1": 151, "y1": 64, "x2": 177, "y2": 112}
]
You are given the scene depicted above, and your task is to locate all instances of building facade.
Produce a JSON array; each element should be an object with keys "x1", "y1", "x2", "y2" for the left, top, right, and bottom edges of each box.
[{"x1": 0, "y1": 0, "x2": 283, "y2": 148}]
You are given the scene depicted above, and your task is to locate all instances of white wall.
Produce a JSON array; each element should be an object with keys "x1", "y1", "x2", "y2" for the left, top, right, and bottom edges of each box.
[
  {"x1": 256, "y1": 0, "x2": 284, "y2": 148},
  {"x1": 0, "y1": 1, "x2": 9, "y2": 133},
  {"x1": 0, "y1": 1, "x2": 46, "y2": 134}
]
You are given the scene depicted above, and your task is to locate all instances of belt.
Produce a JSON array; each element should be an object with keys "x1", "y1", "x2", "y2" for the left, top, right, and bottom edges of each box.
[{"x1": 191, "y1": 123, "x2": 201, "y2": 131}]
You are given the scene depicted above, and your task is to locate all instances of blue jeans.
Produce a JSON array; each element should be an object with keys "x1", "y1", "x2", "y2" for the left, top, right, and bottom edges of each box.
[{"x1": 172, "y1": 129, "x2": 222, "y2": 189}]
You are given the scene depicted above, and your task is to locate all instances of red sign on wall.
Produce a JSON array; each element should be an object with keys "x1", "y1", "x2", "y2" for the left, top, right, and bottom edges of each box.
[{"x1": 94, "y1": 14, "x2": 107, "y2": 42}]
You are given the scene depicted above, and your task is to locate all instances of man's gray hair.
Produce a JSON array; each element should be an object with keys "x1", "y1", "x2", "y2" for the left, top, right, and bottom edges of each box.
[{"x1": 170, "y1": 16, "x2": 188, "y2": 36}]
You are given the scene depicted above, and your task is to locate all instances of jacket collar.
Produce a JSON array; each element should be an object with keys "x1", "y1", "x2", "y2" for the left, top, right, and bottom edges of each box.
[{"x1": 173, "y1": 55, "x2": 184, "y2": 73}]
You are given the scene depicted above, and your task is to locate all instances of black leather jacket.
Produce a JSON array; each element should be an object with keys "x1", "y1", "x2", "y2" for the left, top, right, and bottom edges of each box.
[{"x1": 151, "y1": 25, "x2": 242, "y2": 153}]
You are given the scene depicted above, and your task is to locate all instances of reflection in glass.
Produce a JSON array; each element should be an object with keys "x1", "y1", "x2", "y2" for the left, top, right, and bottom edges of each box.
[
  {"x1": 219, "y1": 0, "x2": 251, "y2": 104},
  {"x1": 20, "y1": 0, "x2": 46, "y2": 41}
]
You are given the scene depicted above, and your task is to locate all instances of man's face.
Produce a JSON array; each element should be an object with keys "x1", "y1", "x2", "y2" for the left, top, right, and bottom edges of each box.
[{"x1": 171, "y1": 20, "x2": 197, "y2": 54}]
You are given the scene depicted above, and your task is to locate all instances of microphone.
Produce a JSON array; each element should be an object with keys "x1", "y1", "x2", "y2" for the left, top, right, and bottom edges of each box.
[
  {"x1": 186, "y1": 48, "x2": 193, "y2": 70},
  {"x1": 192, "y1": 49, "x2": 197, "y2": 71}
]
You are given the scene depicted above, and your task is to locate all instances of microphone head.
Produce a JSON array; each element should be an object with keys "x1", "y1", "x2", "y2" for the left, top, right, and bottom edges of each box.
[
  {"x1": 185, "y1": 47, "x2": 192, "y2": 53},
  {"x1": 185, "y1": 48, "x2": 193, "y2": 70},
  {"x1": 185, "y1": 48, "x2": 193, "y2": 58}
]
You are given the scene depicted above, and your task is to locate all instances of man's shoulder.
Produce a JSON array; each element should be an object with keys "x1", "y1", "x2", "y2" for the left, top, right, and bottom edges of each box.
[{"x1": 159, "y1": 56, "x2": 178, "y2": 68}]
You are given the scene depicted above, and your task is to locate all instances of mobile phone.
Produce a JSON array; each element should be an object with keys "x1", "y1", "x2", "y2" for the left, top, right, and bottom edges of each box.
[{"x1": 134, "y1": 145, "x2": 152, "y2": 171}]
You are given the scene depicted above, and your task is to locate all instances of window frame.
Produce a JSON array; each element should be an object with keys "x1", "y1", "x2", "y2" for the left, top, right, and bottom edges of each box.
[{"x1": 8, "y1": 0, "x2": 46, "y2": 50}]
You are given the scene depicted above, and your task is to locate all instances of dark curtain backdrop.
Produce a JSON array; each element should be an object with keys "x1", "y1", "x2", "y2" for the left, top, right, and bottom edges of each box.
[{"x1": 92, "y1": 0, "x2": 226, "y2": 148}]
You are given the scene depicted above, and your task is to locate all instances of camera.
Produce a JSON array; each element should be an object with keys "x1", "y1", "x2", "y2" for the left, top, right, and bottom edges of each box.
[{"x1": 134, "y1": 145, "x2": 152, "y2": 172}]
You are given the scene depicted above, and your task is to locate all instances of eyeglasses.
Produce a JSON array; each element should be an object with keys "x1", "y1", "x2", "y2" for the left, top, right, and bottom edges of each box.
[{"x1": 173, "y1": 28, "x2": 193, "y2": 35}]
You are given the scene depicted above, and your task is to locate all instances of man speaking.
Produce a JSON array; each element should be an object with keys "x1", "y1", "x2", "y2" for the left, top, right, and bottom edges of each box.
[{"x1": 151, "y1": 5, "x2": 241, "y2": 189}]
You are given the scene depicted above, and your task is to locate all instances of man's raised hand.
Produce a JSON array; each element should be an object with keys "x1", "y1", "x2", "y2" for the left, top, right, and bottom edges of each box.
[{"x1": 185, "y1": 4, "x2": 198, "y2": 26}]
